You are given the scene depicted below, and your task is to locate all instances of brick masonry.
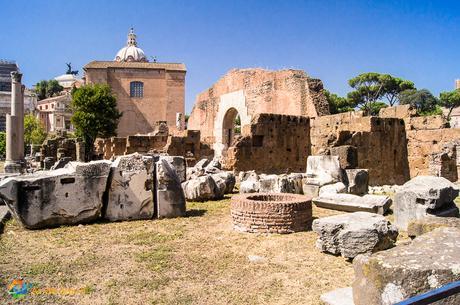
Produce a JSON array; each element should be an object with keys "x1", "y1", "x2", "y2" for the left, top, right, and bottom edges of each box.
[
  {"x1": 231, "y1": 193, "x2": 312, "y2": 234},
  {"x1": 223, "y1": 113, "x2": 310, "y2": 174}
]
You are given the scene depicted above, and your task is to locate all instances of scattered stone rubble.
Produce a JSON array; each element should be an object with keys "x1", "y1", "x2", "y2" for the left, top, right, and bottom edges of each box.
[
  {"x1": 312, "y1": 212, "x2": 398, "y2": 259},
  {"x1": 238, "y1": 155, "x2": 392, "y2": 215},
  {"x1": 0, "y1": 153, "x2": 187, "y2": 229},
  {"x1": 394, "y1": 176, "x2": 459, "y2": 230},
  {"x1": 182, "y1": 158, "x2": 235, "y2": 201}
]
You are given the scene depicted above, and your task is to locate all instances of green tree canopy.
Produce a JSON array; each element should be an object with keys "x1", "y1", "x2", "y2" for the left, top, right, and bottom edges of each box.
[
  {"x1": 363, "y1": 101, "x2": 388, "y2": 116},
  {"x1": 400, "y1": 89, "x2": 441, "y2": 116},
  {"x1": 439, "y1": 89, "x2": 460, "y2": 120},
  {"x1": 324, "y1": 90, "x2": 356, "y2": 114},
  {"x1": 24, "y1": 114, "x2": 47, "y2": 146},
  {"x1": 347, "y1": 72, "x2": 415, "y2": 115},
  {"x1": 0, "y1": 132, "x2": 5, "y2": 157},
  {"x1": 379, "y1": 74, "x2": 415, "y2": 106},
  {"x1": 71, "y1": 84, "x2": 122, "y2": 159},
  {"x1": 34, "y1": 80, "x2": 64, "y2": 100}
]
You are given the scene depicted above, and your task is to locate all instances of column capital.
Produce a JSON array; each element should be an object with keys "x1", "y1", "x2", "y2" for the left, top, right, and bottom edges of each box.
[{"x1": 11, "y1": 71, "x2": 23, "y2": 83}]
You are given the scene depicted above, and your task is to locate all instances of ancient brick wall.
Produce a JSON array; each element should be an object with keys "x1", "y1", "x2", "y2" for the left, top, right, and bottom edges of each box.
[
  {"x1": 165, "y1": 130, "x2": 214, "y2": 166},
  {"x1": 188, "y1": 68, "x2": 329, "y2": 143},
  {"x1": 223, "y1": 113, "x2": 310, "y2": 173},
  {"x1": 310, "y1": 112, "x2": 410, "y2": 185},
  {"x1": 93, "y1": 130, "x2": 213, "y2": 166},
  {"x1": 378, "y1": 104, "x2": 416, "y2": 119},
  {"x1": 406, "y1": 116, "x2": 460, "y2": 181},
  {"x1": 40, "y1": 136, "x2": 85, "y2": 165},
  {"x1": 231, "y1": 193, "x2": 313, "y2": 233}
]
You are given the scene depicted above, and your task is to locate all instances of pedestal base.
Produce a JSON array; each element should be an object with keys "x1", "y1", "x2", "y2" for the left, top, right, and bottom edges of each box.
[{"x1": 4, "y1": 161, "x2": 24, "y2": 174}]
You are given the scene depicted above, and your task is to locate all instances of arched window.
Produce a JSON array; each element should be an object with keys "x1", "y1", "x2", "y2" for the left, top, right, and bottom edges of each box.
[{"x1": 130, "y1": 81, "x2": 144, "y2": 98}]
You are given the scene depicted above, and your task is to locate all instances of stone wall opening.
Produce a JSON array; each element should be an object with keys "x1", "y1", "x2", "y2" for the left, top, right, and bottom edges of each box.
[{"x1": 222, "y1": 108, "x2": 241, "y2": 149}]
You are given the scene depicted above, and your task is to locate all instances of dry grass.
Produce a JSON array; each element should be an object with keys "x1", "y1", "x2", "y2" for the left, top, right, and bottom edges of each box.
[{"x1": 0, "y1": 195, "x2": 354, "y2": 305}]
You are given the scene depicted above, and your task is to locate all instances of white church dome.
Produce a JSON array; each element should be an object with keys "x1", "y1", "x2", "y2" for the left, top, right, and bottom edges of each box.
[{"x1": 114, "y1": 28, "x2": 148, "y2": 62}]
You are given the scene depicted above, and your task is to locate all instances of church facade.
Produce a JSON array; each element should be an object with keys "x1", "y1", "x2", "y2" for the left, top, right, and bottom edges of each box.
[{"x1": 83, "y1": 29, "x2": 186, "y2": 137}]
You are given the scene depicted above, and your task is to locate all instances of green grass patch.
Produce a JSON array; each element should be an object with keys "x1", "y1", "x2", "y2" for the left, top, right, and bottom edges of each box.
[{"x1": 134, "y1": 246, "x2": 172, "y2": 271}]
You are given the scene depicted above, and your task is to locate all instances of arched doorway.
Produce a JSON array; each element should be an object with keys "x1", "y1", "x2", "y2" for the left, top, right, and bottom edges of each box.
[
  {"x1": 213, "y1": 90, "x2": 251, "y2": 157},
  {"x1": 222, "y1": 108, "x2": 241, "y2": 148}
]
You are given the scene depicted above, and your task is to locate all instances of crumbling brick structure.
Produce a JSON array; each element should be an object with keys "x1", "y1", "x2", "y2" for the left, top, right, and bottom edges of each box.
[
  {"x1": 310, "y1": 112, "x2": 410, "y2": 185},
  {"x1": 188, "y1": 68, "x2": 329, "y2": 157},
  {"x1": 405, "y1": 115, "x2": 460, "y2": 180},
  {"x1": 40, "y1": 136, "x2": 85, "y2": 166},
  {"x1": 223, "y1": 113, "x2": 310, "y2": 173},
  {"x1": 94, "y1": 130, "x2": 213, "y2": 166}
]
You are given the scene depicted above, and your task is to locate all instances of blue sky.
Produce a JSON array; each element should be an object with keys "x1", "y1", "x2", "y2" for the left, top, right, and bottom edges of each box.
[{"x1": 1, "y1": 0, "x2": 460, "y2": 113}]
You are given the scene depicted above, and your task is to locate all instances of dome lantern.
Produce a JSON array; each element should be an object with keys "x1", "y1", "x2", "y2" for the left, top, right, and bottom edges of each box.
[{"x1": 114, "y1": 28, "x2": 148, "y2": 62}]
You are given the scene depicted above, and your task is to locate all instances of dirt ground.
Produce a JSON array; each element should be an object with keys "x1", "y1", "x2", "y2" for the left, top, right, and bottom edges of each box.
[{"x1": 0, "y1": 196, "x2": 354, "y2": 305}]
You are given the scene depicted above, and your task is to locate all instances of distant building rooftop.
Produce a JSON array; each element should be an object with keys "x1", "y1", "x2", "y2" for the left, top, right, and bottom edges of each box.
[{"x1": 84, "y1": 61, "x2": 186, "y2": 72}]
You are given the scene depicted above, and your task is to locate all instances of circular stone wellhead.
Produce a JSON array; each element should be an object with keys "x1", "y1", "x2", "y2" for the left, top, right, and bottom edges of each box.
[{"x1": 230, "y1": 193, "x2": 313, "y2": 234}]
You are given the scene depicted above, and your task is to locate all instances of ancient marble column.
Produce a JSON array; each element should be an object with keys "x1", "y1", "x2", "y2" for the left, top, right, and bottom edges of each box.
[
  {"x1": 176, "y1": 112, "x2": 183, "y2": 131},
  {"x1": 4, "y1": 71, "x2": 24, "y2": 173}
]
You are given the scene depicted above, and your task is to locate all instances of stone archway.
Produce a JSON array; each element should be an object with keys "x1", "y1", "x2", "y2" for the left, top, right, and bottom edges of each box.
[
  {"x1": 213, "y1": 90, "x2": 251, "y2": 157},
  {"x1": 222, "y1": 108, "x2": 239, "y2": 148}
]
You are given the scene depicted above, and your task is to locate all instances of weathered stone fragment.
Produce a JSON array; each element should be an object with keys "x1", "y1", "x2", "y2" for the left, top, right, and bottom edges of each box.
[
  {"x1": 43, "y1": 157, "x2": 55, "y2": 170},
  {"x1": 313, "y1": 194, "x2": 391, "y2": 215},
  {"x1": 407, "y1": 216, "x2": 460, "y2": 238},
  {"x1": 302, "y1": 182, "x2": 320, "y2": 197},
  {"x1": 194, "y1": 158, "x2": 209, "y2": 170},
  {"x1": 394, "y1": 176, "x2": 459, "y2": 230},
  {"x1": 258, "y1": 174, "x2": 291, "y2": 193},
  {"x1": 0, "y1": 161, "x2": 111, "y2": 229},
  {"x1": 319, "y1": 182, "x2": 347, "y2": 196},
  {"x1": 204, "y1": 158, "x2": 222, "y2": 174},
  {"x1": 0, "y1": 205, "x2": 11, "y2": 233},
  {"x1": 345, "y1": 169, "x2": 369, "y2": 195},
  {"x1": 159, "y1": 155, "x2": 187, "y2": 182},
  {"x1": 330, "y1": 145, "x2": 358, "y2": 169},
  {"x1": 51, "y1": 157, "x2": 72, "y2": 170},
  {"x1": 104, "y1": 153, "x2": 154, "y2": 221},
  {"x1": 353, "y1": 227, "x2": 460, "y2": 305},
  {"x1": 287, "y1": 173, "x2": 304, "y2": 194},
  {"x1": 320, "y1": 287, "x2": 354, "y2": 305},
  {"x1": 211, "y1": 171, "x2": 235, "y2": 194},
  {"x1": 182, "y1": 175, "x2": 220, "y2": 201},
  {"x1": 306, "y1": 155, "x2": 342, "y2": 186},
  {"x1": 155, "y1": 158, "x2": 186, "y2": 218},
  {"x1": 239, "y1": 172, "x2": 260, "y2": 193},
  {"x1": 312, "y1": 212, "x2": 398, "y2": 259}
]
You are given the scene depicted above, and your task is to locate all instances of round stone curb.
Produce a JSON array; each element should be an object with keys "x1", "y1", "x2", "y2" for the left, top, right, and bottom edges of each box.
[{"x1": 230, "y1": 193, "x2": 312, "y2": 234}]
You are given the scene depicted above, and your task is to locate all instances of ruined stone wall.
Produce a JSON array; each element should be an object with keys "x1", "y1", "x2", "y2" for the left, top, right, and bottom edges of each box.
[
  {"x1": 94, "y1": 130, "x2": 213, "y2": 166},
  {"x1": 378, "y1": 104, "x2": 416, "y2": 119},
  {"x1": 406, "y1": 116, "x2": 460, "y2": 181},
  {"x1": 310, "y1": 112, "x2": 410, "y2": 185},
  {"x1": 165, "y1": 130, "x2": 214, "y2": 166},
  {"x1": 40, "y1": 136, "x2": 85, "y2": 165},
  {"x1": 224, "y1": 113, "x2": 310, "y2": 173},
  {"x1": 188, "y1": 68, "x2": 329, "y2": 143}
]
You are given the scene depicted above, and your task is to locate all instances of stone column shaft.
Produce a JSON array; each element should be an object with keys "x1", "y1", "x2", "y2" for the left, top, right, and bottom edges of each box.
[
  {"x1": 5, "y1": 115, "x2": 18, "y2": 161},
  {"x1": 4, "y1": 71, "x2": 24, "y2": 173}
]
